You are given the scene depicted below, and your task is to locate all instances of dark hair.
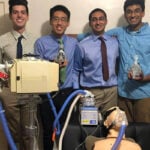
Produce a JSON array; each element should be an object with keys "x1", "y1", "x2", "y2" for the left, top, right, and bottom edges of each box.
[
  {"x1": 89, "y1": 8, "x2": 107, "y2": 21},
  {"x1": 124, "y1": 0, "x2": 145, "y2": 12},
  {"x1": 8, "y1": 0, "x2": 29, "y2": 14},
  {"x1": 50, "y1": 5, "x2": 70, "y2": 21}
]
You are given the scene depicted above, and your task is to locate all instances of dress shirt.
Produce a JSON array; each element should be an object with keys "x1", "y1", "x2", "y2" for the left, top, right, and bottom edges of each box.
[
  {"x1": 73, "y1": 33, "x2": 119, "y2": 89},
  {"x1": 34, "y1": 34, "x2": 78, "y2": 89},
  {"x1": 0, "y1": 30, "x2": 37, "y2": 63},
  {"x1": 107, "y1": 23, "x2": 150, "y2": 99}
]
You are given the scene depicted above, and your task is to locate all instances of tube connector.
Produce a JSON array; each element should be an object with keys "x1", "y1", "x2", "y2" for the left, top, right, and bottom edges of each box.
[
  {"x1": 81, "y1": 90, "x2": 95, "y2": 107},
  {"x1": 84, "y1": 90, "x2": 94, "y2": 98}
]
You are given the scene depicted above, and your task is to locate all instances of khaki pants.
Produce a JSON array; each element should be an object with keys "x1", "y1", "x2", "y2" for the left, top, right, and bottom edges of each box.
[
  {"x1": 119, "y1": 96, "x2": 150, "y2": 123},
  {"x1": 0, "y1": 87, "x2": 39, "y2": 150},
  {"x1": 84, "y1": 86, "x2": 118, "y2": 114}
]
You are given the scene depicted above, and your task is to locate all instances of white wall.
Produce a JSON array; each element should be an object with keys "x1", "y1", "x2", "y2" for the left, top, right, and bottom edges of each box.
[{"x1": 0, "y1": 0, "x2": 150, "y2": 37}]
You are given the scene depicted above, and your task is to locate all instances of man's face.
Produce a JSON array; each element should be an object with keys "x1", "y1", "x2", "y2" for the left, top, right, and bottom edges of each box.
[
  {"x1": 125, "y1": 4, "x2": 144, "y2": 30},
  {"x1": 89, "y1": 11, "x2": 107, "y2": 35},
  {"x1": 9, "y1": 5, "x2": 29, "y2": 31},
  {"x1": 50, "y1": 11, "x2": 70, "y2": 37}
]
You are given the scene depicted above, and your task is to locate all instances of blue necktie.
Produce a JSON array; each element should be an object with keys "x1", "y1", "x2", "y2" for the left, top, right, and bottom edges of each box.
[{"x1": 17, "y1": 35, "x2": 23, "y2": 58}]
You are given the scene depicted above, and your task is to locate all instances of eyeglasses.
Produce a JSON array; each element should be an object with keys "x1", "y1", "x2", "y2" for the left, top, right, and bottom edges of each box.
[
  {"x1": 90, "y1": 17, "x2": 106, "y2": 22},
  {"x1": 52, "y1": 17, "x2": 68, "y2": 23},
  {"x1": 126, "y1": 8, "x2": 142, "y2": 15}
]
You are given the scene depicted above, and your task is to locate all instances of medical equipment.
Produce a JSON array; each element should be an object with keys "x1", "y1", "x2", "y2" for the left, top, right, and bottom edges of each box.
[
  {"x1": 80, "y1": 93, "x2": 98, "y2": 126},
  {"x1": 0, "y1": 57, "x2": 59, "y2": 150}
]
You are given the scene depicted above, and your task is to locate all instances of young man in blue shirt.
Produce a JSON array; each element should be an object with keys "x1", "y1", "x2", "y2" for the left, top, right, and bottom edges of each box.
[
  {"x1": 34, "y1": 5, "x2": 78, "y2": 150},
  {"x1": 107, "y1": 0, "x2": 150, "y2": 122},
  {"x1": 73, "y1": 8, "x2": 119, "y2": 114}
]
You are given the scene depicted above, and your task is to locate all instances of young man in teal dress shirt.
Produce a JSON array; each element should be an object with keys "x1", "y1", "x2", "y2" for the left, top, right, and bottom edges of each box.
[{"x1": 107, "y1": 0, "x2": 150, "y2": 123}]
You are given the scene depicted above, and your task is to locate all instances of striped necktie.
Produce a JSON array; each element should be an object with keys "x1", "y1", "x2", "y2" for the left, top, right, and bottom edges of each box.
[{"x1": 58, "y1": 39, "x2": 66, "y2": 85}]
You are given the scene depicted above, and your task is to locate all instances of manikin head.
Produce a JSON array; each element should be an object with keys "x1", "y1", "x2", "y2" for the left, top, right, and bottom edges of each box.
[
  {"x1": 93, "y1": 107, "x2": 141, "y2": 150},
  {"x1": 103, "y1": 106, "x2": 128, "y2": 130}
]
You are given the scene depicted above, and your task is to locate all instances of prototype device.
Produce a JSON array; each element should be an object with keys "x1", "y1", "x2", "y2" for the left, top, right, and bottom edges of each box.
[
  {"x1": 0, "y1": 58, "x2": 59, "y2": 150},
  {"x1": 10, "y1": 59, "x2": 59, "y2": 93}
]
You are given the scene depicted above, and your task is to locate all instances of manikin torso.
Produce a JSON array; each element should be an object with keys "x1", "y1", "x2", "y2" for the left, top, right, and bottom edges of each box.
[
  {"x1": 93, "y1": 129, "x2": 141, "y2": 150},
  {"x1": 93, "y1": 107, "x2": 141, "y2": 150}
]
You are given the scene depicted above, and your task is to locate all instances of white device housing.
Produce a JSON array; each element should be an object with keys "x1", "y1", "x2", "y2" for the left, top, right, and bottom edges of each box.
[
  {"x1": 80, "y1": 106, "x2": 98, "y2": 125},
  {"x1": 10, "y1": 59, "x2": 59, "y2": 93}
]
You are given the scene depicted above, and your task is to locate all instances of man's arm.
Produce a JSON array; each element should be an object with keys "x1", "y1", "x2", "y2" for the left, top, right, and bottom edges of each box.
[
  {"x1": 34, "y1": 39, "x2": 44, "y2": 58},
  {"x1": 106, "y1": 27, "x2": 121, "y2": 37},
  {"x1": 72, "y1": 44, "x2": 83, "y2": 89}
]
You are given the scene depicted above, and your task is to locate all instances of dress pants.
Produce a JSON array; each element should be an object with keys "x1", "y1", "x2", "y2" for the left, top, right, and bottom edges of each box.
[
  {"x1": 82, "y1": 86, "x2": 118, "y2": 114},
  {"x1": 119, "y1": 96, "x2": 150, "y2": 123},
  {"x1": 0, "y1": 87, "x2": 38, "y2": 150}
]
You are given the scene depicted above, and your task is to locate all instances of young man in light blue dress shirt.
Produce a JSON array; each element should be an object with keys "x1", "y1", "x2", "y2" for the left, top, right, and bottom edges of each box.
[
  {"x1": 107, "y1": 0, "x2": 150, "y2": 123},
  {"x1": 34, "y1": 5, "x2": 78, "y2": 150},
  {"x1": 73, "y1": 8, "x2": 119, "y2": 114}
]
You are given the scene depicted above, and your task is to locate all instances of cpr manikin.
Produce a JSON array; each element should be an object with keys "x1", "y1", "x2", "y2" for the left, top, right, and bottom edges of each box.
[{"x1": 85, "y1": 106, "x2": 141, "y2": 150}]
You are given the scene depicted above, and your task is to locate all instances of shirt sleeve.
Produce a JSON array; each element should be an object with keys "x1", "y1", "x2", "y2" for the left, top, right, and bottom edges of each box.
[
  {"x1": 34, "y1": 39, "x2": 44, "y2": 58},
  {"x1": 72, "y1": 44, "x2": 83, "y2": 89},
  {"x1": 106, "y1": 27, "x2": 121, "y2": 37}
]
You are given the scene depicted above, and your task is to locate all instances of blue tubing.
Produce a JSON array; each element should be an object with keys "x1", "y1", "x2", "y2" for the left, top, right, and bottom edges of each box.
[
  {"x1": 0, "y1": 101, "x2": 17, "y2": 150},
  {"x1": 47, "y1": 93, "x2": 61, "y2": 134},
  {"x1": 53, "y1": 90, "x2": 86, "y2": 135},
  {"x1": 111, "y1": 124, "x2": 127, "y2": 150}
]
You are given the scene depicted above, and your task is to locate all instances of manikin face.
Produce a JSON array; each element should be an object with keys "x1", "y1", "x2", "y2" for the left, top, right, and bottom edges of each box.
[
  {"x1": 9, "y1": 5, "x2": 29, "y2": 32},
  {"x1": 89, "y1": 11, "x2": 107, "y2": 35},
  {"x1": 50, "y1": 10, "x2": 70, "y2": 38},
  {"x1": 124, "y1": 4, "x2": 145, "y2": 31},
  {"x1": 104, "y1": 107, "x2": 128, "y2": 129}
]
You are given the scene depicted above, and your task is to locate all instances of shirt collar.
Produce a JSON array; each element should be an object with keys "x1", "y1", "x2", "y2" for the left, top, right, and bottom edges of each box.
[
  {"x1": 91, "y1": 33, "x2": 108, "y2": 41},
  {"x1": 51, "y1": 33, "x2": 67, "y2": 43},
  {"x1": 126, "y1": 22, "x2": 148, "y2": 35},
  {"x1": 11, "y1": 29, "x2": 27, "y2": 40}
]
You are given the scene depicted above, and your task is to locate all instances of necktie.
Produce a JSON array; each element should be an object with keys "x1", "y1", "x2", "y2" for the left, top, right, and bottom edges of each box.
[
  {"x1": 58, "y1": 39, "x2": 66, "y2": 85},
  {"x1": 99, "y1": 37, "x2": 109, "y2": 81},
  {"x1": 17, "y1": 35, "x2": 23, "y2": 58}
]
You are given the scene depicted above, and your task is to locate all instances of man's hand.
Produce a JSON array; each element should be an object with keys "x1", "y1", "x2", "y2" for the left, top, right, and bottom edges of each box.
[
  {"x1": 128, "y1": 70, "x2": 143, "y2": 81},
  {"x1": 59, "y1": 59, "x2": 68, "y2": 68}
]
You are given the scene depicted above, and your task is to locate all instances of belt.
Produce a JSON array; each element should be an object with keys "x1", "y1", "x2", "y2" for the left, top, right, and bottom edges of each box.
[{"x1": 81, "y1": 86, "x2": 113, "y2": 90}]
